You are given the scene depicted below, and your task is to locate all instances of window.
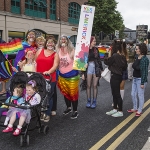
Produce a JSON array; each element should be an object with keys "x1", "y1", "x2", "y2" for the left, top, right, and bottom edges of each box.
[
  {"x1": 69, "y1": 35, "x2": 77, "y2": 47},
  {"x1": 25, "y1": 0, "x2": 47, "y2": 18},
  {"x1": 50, "y1": 0, "x2": 56, "y2": 20},
  {"x1": 11, "y1": 0, "x2": 21, "y2": 14},
  {"x1": 8, "y1": 31, "x2": 25, "y2": 40},
  {"x1": 68, "y1": 3, "x2": 81, "y2": 24}
]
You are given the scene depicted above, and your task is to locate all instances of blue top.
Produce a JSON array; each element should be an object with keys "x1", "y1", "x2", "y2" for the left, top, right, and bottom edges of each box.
[{"x1": 1, "y1": 96, "x2": 24, "y2": 108}]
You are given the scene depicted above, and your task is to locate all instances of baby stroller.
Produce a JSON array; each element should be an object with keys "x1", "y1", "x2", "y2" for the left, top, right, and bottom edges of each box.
[{"x1": 0, "y1": 71, "x2": 51, "y2": 147}]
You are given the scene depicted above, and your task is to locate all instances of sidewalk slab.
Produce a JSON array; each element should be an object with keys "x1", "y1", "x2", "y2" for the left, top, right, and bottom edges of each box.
[{"x1": 141, "y1": 139, "x2": 150, "y2": 150}]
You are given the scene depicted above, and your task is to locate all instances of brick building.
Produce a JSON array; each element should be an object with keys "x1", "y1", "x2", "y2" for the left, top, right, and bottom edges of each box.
[{"x1": 0, "y1": 0, "x2": 88, "y2": 44}]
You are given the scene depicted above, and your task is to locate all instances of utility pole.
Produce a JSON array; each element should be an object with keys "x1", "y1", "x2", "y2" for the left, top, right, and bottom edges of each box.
[
  {"x1": 59, "y1": 0, "x2": 61, "y2": 37},
  {"x1": 4, "y1": 0, "x2": 7, "y2": 42}
]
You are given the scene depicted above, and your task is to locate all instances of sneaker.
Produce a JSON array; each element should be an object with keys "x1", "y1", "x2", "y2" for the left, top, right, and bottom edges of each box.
[
  {"x1": 127, "y1": 109, "x2": 137, "y2": 113},
  {"x1": 91, "y1": 100, "x2": 96, "y2": 109},
  {"x1": 112, "y1": 111, "x2": 123, "y2": 117},
  {"x1": 51, "y1": 111, "x2": 56, "y2": 116},
  {"x1": 86, "y1": 99, "x2": 91, "y2": 108},
  {"x1": 106, "y1": 109, "x2": 117, "y2": 115},
  {"x1": 147, "y1": 126, "x2": 150, "y2": 132},
  {"x1": 2, "y1": 127, "x2": 13, "y2": 133},
  {"x1": 13, "y1": 128, "x2": 21, "y2": 136},
  {"x1": 43, "y1": 115, "x2": 50, "y2": 122},
  {"x1": 40, "y1": 113, "x2": 46, "y2": 121},
  {"x1": 70, "y1": 111, "x2": 79, "y2": 119},
  {"x1": 63, "y1": 108, "x2": 72, "y2": 115}
]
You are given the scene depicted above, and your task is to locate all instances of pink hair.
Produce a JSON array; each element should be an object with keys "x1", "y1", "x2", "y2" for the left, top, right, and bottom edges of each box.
[{"x1": 90, "y1": 36, "x2": 95, "y2": 45}]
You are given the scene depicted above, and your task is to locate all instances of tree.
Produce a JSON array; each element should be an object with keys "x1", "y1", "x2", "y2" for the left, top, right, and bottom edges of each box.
[{"x1": 88, "y1": 0, "x2": 124, "y2": 38}]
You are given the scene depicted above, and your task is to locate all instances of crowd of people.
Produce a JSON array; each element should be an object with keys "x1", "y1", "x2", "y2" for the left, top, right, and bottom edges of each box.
[{"x1": 0, "y1": 30, "x2": 149, "y2": 136}]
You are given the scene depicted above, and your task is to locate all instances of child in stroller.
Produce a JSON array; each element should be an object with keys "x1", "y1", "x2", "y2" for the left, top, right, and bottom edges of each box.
[
  {"x1": 0, "y1": 84, "x2": 24, "y2": 124},
  {"x1": 0, "y1": 71, "x2": 50, "y2": 146},
  {"x1": 2, "y1": 80, "x2": 41, "y2": 136}
]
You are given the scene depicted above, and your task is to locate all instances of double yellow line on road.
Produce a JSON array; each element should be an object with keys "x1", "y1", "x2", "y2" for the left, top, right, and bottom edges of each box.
[{"x1": 90, "y1": 99, "x2": 150, "y2": 150}]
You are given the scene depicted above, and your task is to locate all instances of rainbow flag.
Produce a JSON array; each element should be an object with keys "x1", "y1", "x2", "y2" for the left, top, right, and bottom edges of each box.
[
  {"x1": 0, "y1": 51, "x2": 14, "y2": 80},
  {"x1": 98, "y1": 46, "x2": 107, "y2": 58},
  {"x1": 0, "y1": 39, "x2": 23, "y2": 54},
  {"x1": 0, "y1": 61, "x2": 12, "y2": 79}
]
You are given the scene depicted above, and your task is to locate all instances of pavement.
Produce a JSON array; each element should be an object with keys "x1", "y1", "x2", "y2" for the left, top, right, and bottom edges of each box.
[
  {"x1": 142, "y1": 139, "x2": 150, "y2": 150},
  {"x1": 0, "y1": 57, "x2": 150, "y2": 150}
]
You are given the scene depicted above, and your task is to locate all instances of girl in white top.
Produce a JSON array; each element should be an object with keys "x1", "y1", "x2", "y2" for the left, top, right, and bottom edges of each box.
[{"x1": 12, "y1": 47, "x2": 37, "y2": 73}]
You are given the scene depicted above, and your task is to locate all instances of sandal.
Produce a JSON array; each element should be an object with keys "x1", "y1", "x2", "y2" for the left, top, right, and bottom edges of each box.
[
  {"x1": 13, "y1": 128, "x2": 21, "y2": 136},
  {"x1": 135, "y1": 112, "x2": 142, "y2": 117},
  {"x1": 0, "y1": 91, "x2": 6, "y2": 95}
]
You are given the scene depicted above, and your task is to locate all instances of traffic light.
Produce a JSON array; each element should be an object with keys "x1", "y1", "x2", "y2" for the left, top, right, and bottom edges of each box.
[{"x1": 147, "y1": 32, "x2": 150, "y2": 39}]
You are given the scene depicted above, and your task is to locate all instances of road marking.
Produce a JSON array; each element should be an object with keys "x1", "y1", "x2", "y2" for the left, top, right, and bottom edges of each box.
[
  {"x1": 89, "y1": 99, "x2": 150, "y2": 150},
  {"x1": 106, "y1": 107, "x2": 150, "y2": 150}
]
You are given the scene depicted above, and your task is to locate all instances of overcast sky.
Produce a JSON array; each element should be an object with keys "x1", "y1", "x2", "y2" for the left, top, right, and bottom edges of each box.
[{"x1": 116, "y1": 0, "x2": 150, "y2": 30}]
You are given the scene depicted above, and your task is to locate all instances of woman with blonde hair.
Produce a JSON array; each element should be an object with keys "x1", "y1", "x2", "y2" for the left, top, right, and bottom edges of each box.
[
  {"x1": 56, "y1": 35, "x2": 80, "y2": 119},
  {"x1": 36, "y1": 36, "x2": 46, "y2": 50}
]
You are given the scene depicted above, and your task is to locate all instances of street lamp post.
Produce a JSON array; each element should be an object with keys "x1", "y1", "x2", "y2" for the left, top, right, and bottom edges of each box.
[{"x1": 58, "y1": 0, "x2": 61, "y2": 37}]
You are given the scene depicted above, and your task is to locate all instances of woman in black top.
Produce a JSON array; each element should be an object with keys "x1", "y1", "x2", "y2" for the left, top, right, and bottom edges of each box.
[
  {"x1": 104, "y1": 40, "x2": 127, "y2": 117},
  {"x1": 82, "y1": 36, "x2": 103, "y2": 108}
]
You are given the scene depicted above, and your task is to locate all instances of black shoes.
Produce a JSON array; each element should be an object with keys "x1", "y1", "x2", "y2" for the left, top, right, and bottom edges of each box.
[
  {"x1": 63, "y1": 108, "x2": 72, "y2": 115},
  {"x1": 63, "y1": 108, "x2": 79, "y2": 119},
  {"x1": 70, "y1": 111, "x2": 79, "y2": 119}
]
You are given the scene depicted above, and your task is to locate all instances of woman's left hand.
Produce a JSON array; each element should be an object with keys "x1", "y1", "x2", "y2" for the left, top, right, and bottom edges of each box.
[
  {"x1": 141, "y1": 85, "x2": 144, "y2": 89},
  {"x1": 43, "y1": 71, "x2": 50, "y2": 75}
]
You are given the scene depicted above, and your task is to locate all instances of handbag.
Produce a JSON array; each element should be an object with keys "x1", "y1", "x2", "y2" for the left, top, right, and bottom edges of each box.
[
  {"x1": 101, "y1": 68, "x2": 111, "y2": 82},
  {"x1": 80, "y1": 79, "x2": 87, "y2": 91}
]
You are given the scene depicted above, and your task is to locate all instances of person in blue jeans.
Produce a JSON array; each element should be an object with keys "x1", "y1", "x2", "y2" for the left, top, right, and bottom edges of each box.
[{"x1": 127, "y1": 43, "x2": 149, "y2": 116}]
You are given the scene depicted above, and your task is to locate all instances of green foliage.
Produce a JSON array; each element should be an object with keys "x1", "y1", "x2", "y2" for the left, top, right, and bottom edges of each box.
[{"x1": 88, "y1": 0, "x2": 124, "y2": 37}]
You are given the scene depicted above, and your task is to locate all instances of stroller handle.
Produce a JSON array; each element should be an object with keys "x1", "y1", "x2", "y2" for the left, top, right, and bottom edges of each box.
[
  {"x1": 0, "y1": 101, "x2": 40, "y2": 109},
  {"x1": 25, "y1": 71, "x2": 52, "y2": 81}
]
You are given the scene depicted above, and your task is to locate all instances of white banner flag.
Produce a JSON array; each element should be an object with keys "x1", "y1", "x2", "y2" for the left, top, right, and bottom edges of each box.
[{"x1": 73, "y1": 5, "x2": 95, "y2": 71}]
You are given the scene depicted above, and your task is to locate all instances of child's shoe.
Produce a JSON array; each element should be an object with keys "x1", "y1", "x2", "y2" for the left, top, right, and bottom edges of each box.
[
  {"x1": 2, "y1": 127, "x2": 13, "y2": 133},
  {"x1": 13, "y1": 128, "x2": 21, "y2": 136}
]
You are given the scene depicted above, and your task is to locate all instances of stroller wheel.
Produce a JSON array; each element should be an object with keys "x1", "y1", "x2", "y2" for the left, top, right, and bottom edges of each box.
[
  {"x1": 43, "y1": 125, "x2": 49, "y2": 135},
  {"x1": 20, "y1": 135, "x2": 24, "y2": 147},
  {"x1": 26, "y1": 135, "x2": 29, "y2": 146},
  {"x1": 38, "y1": 124, "x2": 44, "y2": 133}
]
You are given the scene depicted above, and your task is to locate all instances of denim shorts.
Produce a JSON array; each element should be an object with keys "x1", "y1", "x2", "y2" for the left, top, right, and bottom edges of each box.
[
  {"x1": 87, "y1": 62, "x2": 95, "y2": 74},
  {"x1": 122, "y1": 70, "x2": 128, "y2": 80}
]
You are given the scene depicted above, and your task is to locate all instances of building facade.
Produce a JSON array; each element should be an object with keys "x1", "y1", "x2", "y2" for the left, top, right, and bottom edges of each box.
[{"x1": 0, "y1": 0, "x2": 88, "y2": 43}]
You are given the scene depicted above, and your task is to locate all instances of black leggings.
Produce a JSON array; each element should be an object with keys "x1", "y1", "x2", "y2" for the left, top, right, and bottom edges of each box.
[
  {"x1": 110, "y1": 73, "x2": 123, "y2": 111},
  {"x1": 64, "y1": 96, "x2": 78, "y2": 111}
]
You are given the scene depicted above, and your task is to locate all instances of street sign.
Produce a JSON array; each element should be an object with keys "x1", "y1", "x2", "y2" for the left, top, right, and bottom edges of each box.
[
  {"x1": 115, "y1": 30, "x2": 119, "y2": 38},
  {"x1": 136, "y1": 25, "x2": 148, "y2": 39}
]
